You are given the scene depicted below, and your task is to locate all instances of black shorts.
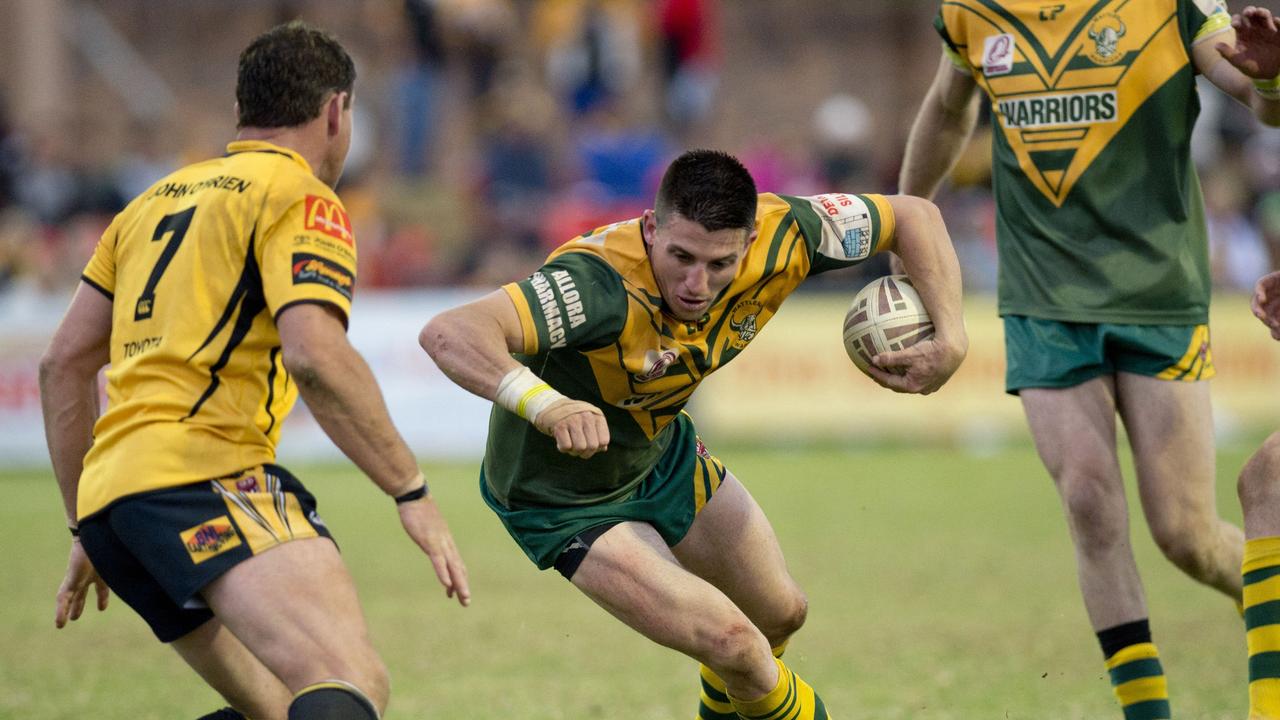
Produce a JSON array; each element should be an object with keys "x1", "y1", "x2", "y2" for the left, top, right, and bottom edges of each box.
[{"x1": 79, "y1": 464, "x2": 333, "y2": 642}]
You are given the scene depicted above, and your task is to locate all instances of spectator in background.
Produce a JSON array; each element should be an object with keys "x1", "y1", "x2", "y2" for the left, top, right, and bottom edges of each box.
[
  {"x1": 534, "y1": 0, "x2": 644, "y2": 116},
  {"x1": 440, "y1": 0, "x2": 516, "y2": 102},
  {"x1": 657, "y1": 0, "x2": 720, "y2": 135},
  {"x1": 395, "y1": 0, "x2": 448, "y2": 177},
  {"x1": 114, "y1": 121, "x2": 179, "y2": 201}
]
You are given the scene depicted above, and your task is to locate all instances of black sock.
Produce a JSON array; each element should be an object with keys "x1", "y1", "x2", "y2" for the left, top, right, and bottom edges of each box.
[{"x1": 289, "y1": 685, "x2": 378, "y2": 720}]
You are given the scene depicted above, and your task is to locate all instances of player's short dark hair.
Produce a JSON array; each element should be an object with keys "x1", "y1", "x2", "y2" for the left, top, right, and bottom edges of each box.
[
  {"x1": 236, "y1": 21, "x2": 356, "y2": 129},
  {"x1": 655, "y1": 149, "x2": 758, "y2": 232}
]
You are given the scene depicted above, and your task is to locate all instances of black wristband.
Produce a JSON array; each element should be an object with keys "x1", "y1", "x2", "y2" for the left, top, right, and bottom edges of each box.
[
  {"x1": 69, "y1": 525, "x2": 80, "y2": 538},
  {"x1": 394, "y1": 484, "x2": 428, "y2": 504}
]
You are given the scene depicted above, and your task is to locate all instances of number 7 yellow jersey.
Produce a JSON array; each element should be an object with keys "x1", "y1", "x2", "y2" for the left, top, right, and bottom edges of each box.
[{"x1": 76, "y1": 140, "x2": 357, "y2": 520}]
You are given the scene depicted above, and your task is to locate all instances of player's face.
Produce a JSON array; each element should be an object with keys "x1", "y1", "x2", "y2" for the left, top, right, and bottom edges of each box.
[{"x1": 644, "y1": 210, "x2": 753, "y2": 321}]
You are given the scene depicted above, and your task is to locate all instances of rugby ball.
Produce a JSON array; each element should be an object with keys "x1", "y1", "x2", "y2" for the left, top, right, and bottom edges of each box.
[{"x1": 842, "y1": 274, "x2": 934, "y2": 374}]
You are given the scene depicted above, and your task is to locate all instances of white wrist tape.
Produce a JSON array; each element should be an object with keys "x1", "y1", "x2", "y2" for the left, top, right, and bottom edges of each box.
[{"x1": 495, "y1": 366, "x2": 566, "y2": 425}]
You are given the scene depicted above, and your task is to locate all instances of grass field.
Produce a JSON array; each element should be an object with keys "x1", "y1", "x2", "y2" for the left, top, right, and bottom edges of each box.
[{"x1": 0, "y1": 441, "x2": 1263, "y2": 719}]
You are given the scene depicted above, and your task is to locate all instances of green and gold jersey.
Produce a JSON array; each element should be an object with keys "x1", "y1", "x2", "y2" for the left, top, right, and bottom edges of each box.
[
  {"x1": 487, "y1": 192, "x2": 896, "y2": 508},
  {"x1": 77, "y1": 140, "x2": 358, "y2": 519},
  {"x1": 936, "y1": 0, "x2": 1231, "y2": 323}
]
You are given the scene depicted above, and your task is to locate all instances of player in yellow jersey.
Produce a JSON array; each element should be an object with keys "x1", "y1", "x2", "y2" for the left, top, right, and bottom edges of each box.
[
  {"x1": 39, "y1": 22, "x2": 468, "y2": 720},
  {"x1": 421, "y1": 149, "x2": 968, "y2": 718},
  {"x1": 901, "y1": 2, "x2": 1280, "y2": 717}
]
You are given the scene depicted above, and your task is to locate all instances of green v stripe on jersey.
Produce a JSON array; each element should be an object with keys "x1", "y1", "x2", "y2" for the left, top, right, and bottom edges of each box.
[
  {"x1": 761, "y1": 216, "x2": 798, "y2": 280},
  {"x1": 964, "y1": 0, "x2": 1114, "y2": 76}
]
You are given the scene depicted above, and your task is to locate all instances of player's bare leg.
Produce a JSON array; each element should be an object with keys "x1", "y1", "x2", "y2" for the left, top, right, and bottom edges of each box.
[
  {"x1": 1240, "y1": 432, "x2": 1280, "y2": 538},
  {"x1": 172, "y1": 617, "x2": 292, "y2": 720},
  {"x1": 673, "y1": 473, "x2": 807, "y2": 648},
  {"x1": 1237, "y1": 432, "x2": 1280, "y2": 718},
  {"x1": 1118, "y1": 373, "x2": 1243, "y2": 602},
  {"x1": 1023, "y1": 377, "x2": 1145, "y2": 630},
  {"x1": 200, "y1": 536, "x2": 388, "y2": 718},
  {"x1": 571, "y1": 522, "x2": 830, "y2": 719},
  {"x1": 673, "y1": 474, "x2": 809, "y2": 718},
  {"x1": 1023, "y1": 377, "x2": 1170, "y2": 718}
]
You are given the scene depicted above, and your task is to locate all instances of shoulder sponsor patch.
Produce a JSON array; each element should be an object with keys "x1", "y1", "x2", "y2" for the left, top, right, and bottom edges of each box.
[
  {"x1": 292, "y1": 252, "x2": 354, "y2": 299},
  {"x1": 180, "y1": 516, "x2": 242, "y2": 564},
  {"x1": 304, "y1": 195, "x2": 354, "y2": 246},
  {"x1": 806, "y1": 194, "x2": 874, "y2": 260}
]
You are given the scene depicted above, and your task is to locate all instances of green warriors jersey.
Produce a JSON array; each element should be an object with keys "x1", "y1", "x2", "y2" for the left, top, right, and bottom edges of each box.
[
  {"x1": 936, "y1": 0, "x2": 1232, "y2": 323},
  {"x1": 489, "y1": 192, "x2": 897, "y2": 508},
  {"x1": 77, "y1": 141, "x2": 358, "y2": 518}
]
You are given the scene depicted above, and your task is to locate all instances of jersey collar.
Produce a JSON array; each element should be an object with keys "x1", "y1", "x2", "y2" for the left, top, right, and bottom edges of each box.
[{"x1": 224, "y1": 140, "x2": 313, "y2": 174}]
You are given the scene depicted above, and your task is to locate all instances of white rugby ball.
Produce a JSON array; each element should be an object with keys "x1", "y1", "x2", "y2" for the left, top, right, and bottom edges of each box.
[{"x1": 842, "y1": 274, "x2": 934, "y2": 374}]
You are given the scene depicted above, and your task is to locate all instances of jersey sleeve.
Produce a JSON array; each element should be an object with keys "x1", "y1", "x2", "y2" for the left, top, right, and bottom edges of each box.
[
  {"x1": 501, "y1": 251, "x2": 628, "y2": 354},
  {"x1": 258, "y1": 189, "x2": 358, "y2": 328},
  {"x1": 1181, "y1": 0, "x2": 1231, "y2": 48},
  {"x1": 81, "y1": 212, "x2": 124, "y2": 299},
  {"x1": 780, "y1": 193, "x2": 897, "y2": 276},
  {"x1": 934, "y1": 10, "x2": 971, "y2": 71}
]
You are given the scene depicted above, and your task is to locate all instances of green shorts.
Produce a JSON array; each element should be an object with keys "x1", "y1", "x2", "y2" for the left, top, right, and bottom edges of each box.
[
  {"x1": 480, "y1": 413, "x2": 728, "y2": 571},
  {"x1": 1003, "y1": 315, "x2": 1214, "y2": 394},
  {"x1": 79, "y1": 464, "x2": 332, "y2": 642}
]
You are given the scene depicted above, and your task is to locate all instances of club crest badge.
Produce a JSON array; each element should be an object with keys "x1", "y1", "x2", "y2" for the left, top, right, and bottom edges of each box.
[
  {"x1": 728, "y1": 300, "x2": 764, "y2": 350},
  {"x1": 1086, "y1": 13, "x2": 1126, "y2": 65}
]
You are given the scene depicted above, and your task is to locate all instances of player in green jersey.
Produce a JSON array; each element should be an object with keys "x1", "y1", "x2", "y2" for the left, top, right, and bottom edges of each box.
[
  {"x1": 41, "y1": 22, "x2": 468, "y2": 720},
  {"x1": 900, "y1": 2, "x2": 1280, "y2": 717},
  {"x1": 421, "y1": 148, "x2": 968, "y2": 719}
]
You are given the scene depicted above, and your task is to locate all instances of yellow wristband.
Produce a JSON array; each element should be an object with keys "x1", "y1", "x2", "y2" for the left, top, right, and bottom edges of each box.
[
  {"x1": 1255, "y1": 73, "x2": 1280, "y2": 100},
  {"x1": 516, "y1": 383, "x2": 552, "y2": 418},
  {"x1": 496, "y1": 367, "x2": 567, "y2": 424}
]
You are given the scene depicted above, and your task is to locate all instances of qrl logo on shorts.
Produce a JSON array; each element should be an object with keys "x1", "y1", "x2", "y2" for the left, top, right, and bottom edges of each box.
[{"x1": 180, "y1": 516, "x2": 243, "y2": 564}]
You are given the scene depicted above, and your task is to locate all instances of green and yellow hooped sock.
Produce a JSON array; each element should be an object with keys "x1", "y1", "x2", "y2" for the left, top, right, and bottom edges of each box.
[
  {"x1": 1244, "y1": 537, "x2": 1280, "y2": 719},
  {"x1": 697, "y1": 643, "x2": 789, "y2": 719}
]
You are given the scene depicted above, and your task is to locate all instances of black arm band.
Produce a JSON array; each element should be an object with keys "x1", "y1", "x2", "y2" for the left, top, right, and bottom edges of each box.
[{"x1": 394, "y1": 484, "x2": 429, "y2": 504}]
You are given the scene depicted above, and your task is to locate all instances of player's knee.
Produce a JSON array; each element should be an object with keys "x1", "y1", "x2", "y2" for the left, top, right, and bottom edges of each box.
[
  {"x1": 702, "y1": 616, "x2": 768, "y2": 671},
  {"x1": 288, "y1": 680, "x2": 380, "y2": 720},
  {"x1": 1239, "y1": 433, "x2": 1280, "y2": 510},
  {"x1": 759, "y1": 588, "x2": 808, "y2": 646},
  {"x1": 1059, "y1": 478, "x2": 1127, "y2": 552},
  {"x1": 1149, "y1": 521, "x2": 1214, "y2": 577}
]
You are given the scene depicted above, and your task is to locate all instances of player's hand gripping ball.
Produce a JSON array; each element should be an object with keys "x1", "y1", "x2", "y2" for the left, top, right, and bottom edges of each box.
[{"x1": 842, "y1": 274, "x2": 935, "y2": 375}]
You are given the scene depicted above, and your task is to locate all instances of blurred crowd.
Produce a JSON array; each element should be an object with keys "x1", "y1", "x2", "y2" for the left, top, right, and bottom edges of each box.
[{"x1": 0, "y1": 0, "x2": 1277, "y2": 300}]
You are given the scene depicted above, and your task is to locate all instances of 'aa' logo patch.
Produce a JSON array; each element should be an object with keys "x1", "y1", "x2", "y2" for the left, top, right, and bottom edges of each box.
[{"x1": 180, "y1": 516, "x2": 242, "y2": 564}]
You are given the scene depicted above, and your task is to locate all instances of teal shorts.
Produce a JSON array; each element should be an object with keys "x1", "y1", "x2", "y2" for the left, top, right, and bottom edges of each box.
[
  {"x1": 480, "y1": 413, "x2": 728, "y2": 571},
  {"x1": 1003, "y1": 316, "x2": 1214, "y2": 395}
]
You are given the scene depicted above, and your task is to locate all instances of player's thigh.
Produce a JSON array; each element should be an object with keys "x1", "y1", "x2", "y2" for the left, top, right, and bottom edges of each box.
[
  {"x1": 171, "y1": 617, "x2": 292, "y2": 720},
  {"x1": 672, "y1": 473, "x2": 805, "y2": 641},
  {"x1": 201, "y1": 535, "x2": 383, "y2": 694},
  {"x1": 1116, "y1": 372, "x2": 1216, "y2": 520},
  {"x1": 1020, "y1": 376, "x2": 1121, "y2": 481},
  {"x1": 571, "y1": 521, "x2": 756, "y2": 654}
]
